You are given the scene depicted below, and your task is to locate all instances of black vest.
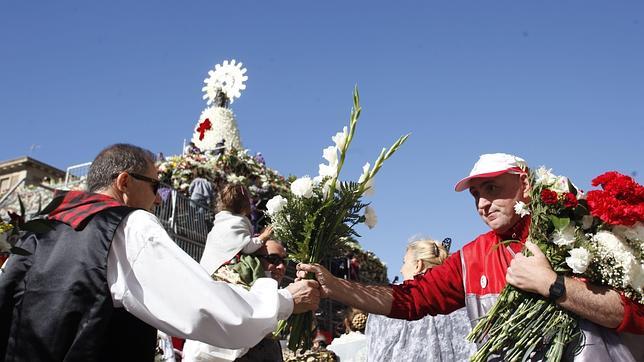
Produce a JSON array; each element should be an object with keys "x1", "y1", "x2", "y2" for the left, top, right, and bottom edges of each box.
[{"x1": 0, "y1": 207, "x2": 157, "y2": 361}]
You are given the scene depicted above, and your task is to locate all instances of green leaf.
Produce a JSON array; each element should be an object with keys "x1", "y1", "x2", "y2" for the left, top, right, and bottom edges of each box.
[
  {"x1": 18, "y1": 195, "x2": 25, "y2": 219},
  {"x1": 10, "y1": 246, "x2": 31, "y2": 256},
  {"x1": 573, "y1": 200, "x2": 590, "y2": 220},
  {"x1": 39, "y1": 192, "x2": 67, "y2": 215},
  {"x1": 21, "y1": 219, "x2": 55, "y2": 233},
  {"x1": 549, "y1": 215, "x2": 570, "y2": 231},
  {"x1": 231, "y1": 255, "x2": 265, "y2": 286},
  {"x1": 567, "y1": 178, "x2": 577, "y2": 195}
]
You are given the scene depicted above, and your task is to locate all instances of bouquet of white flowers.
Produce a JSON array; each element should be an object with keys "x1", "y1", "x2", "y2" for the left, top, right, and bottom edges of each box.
[
  {"x1": 468, "y1": 168, "x2": 643, "y2": 362},
  {"x1": 266, "y1": 87, "x2": 408, "y2": 350}
]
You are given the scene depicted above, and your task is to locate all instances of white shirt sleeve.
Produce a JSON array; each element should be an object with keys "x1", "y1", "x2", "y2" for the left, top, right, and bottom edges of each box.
[
  {"x1": 107, "y1": 210, "x2": 294, "y2": 349},
  {"x1": 199, "y1": 211, "x2": 260, "y2": 275},
  {"x1": 240, "y1": 236, "x2": 264, "y2": 254}
]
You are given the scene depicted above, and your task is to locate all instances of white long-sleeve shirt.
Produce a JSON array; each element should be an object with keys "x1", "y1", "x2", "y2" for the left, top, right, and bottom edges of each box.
[
  {"x1": 106, "y1": 210, "x2": 293, "y2": 349},
  {"x1": 199, "y1": 211, "x2": 264, "y2": 275}
]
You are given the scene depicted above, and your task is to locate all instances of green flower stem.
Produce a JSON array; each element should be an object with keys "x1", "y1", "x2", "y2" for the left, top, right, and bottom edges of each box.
[
  {"x1": 276, "y1": 87, "x2": 409, "y2": 352},
  {"x1": 467, "y1": 285, "x2": 578, "y2": 362},
  {"x1": 328, "y1": 86, "x2": 361, "y2": 200},
  {"x1": 358, "y1": 134, "x2": 410, "y2": 195}
]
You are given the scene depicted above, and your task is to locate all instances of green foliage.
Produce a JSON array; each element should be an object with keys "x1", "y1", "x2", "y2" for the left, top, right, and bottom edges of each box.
[
  {"x1": 231, "y1": 255, "x2": 265, "y2": 286},
  {"x1": 272, "y1": 86, "x2": 408, "y2": 351},
  {"x1": 549, "y1": 216, "x2": 570, "y2": 231},
  {"x1": 2, "y1": 195, "x2": 55, "y2": 256}
]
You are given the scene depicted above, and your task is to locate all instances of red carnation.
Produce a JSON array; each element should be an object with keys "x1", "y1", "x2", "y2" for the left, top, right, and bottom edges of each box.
[
  {"x1": 540, "y1": 189, "x2": 559, "y2": 205},
  {"x1": 587, "y1": 171, "x2": 644, "y2": 226},
  {"x1": 563, "y1": 192, "x2": 578, "y2": 208}
]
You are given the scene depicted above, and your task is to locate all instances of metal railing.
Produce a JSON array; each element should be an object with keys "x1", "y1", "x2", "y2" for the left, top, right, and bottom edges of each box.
[
  {"x1": 0, "y1": 178, "x2": 26, "y2": 209},
  {"x1": 153, "y1": 186, "x2": 214, "y2": 261},
  {"x1": 64, "y1": 162, "x2": 92, "y2": 190}
]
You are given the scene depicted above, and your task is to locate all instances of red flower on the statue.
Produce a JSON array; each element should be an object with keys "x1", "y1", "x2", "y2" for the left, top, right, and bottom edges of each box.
[
  {"x1": 587, "y1": 171, "x2": 644, "y2": 226},
  {"x1": 563, "y1": 192, "x2": 578, "y2": 209},
  {"x1": 540, "y1": 189, "x2": 559, "y2": 205},
  {"x1": 197, "y1": 118, "x2": 212, "y2": 141}
]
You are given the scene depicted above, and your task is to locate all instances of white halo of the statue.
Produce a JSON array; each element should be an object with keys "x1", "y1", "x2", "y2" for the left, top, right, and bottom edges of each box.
[{"x1": 202, "y1": 59, "x2": 248, "y2": 105}]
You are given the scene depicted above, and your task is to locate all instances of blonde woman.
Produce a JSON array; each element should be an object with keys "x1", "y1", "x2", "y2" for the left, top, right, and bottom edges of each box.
[{"x1": 365, "y1": 238, "x2": 476, "y2": 362}]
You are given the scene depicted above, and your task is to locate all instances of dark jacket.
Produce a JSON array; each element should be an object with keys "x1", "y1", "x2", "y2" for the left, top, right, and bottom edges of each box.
[{"x1": 0, "y1": 206, "x2": 157, "y2": 361}]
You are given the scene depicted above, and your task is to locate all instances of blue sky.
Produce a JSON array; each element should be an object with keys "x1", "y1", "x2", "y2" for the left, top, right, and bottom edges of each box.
[{"x1": 1, "y1": 1, "x2": 643, "y2": 280}]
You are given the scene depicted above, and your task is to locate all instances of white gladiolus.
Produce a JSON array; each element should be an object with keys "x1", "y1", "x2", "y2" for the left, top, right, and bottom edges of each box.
[
  {"x1": 551, "y1": 225, "x2": 577, "y2": 247},
  {"x1": 358, "y1": 162, "x2": 370, "y2": 183},
  {"x1": 291, "y1": 176, "x2": 315, "y2": 198},
  {"x1": 312, "y1": 175, "x2": 324, "y2": 185},
  {"x1": 363, "y1": 178, "x2": 375, "y2": 196},
  {"x1": 322, "y1": 179, "x2": 333, "y2": 199},
  {"x1": 358, "y1": 162, "x2": 375, "y2": 196},
  {"x1": 323, "y1": 146, "x2": 338, "y2": 166},
  {"x1": 318, "y1": 163, "x2": 338, "y2": 178},
  {"x1": 566, "y1": 247, "x2": 591, "y2": 274},
  {"x1": 513, "y1": 201, "x2": 530, "y2": 218},
  {"x1": 332, "y1": 126, "x2": 349, "y2": 150},
  {"x1": 364, "y1": 205, "x2": 377, "y2": 229},
  {"x1": 266, "y1": 195, "x2": 288, "y2": 216}
]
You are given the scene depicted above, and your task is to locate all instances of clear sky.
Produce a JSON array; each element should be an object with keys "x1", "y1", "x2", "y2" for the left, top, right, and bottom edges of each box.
[{"x1": 1, "y1": 1, "x2": 642, "y2": 280}]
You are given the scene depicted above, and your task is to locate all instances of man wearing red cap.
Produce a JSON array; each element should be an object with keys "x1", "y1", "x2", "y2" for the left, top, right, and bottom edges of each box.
[{"x1": 298, "y1": 153, "x2": 643, "y2": 361}]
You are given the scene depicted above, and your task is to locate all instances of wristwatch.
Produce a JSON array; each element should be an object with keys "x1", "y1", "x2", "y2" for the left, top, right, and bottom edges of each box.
[{"x1": 548, "y1": 274, "x2": 566, "y2": 301}]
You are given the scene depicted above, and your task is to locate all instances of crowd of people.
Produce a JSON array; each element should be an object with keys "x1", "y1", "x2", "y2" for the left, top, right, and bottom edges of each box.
[{"x1": 0, "y1": 144, "x2": 642, "y2": 361}]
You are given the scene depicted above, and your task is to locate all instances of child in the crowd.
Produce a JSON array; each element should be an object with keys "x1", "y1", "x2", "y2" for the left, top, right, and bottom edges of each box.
[
  {"x1": 199, "y1": 183, "x2": 272, "y2": 275},
  {"x1": 183, "y1": 184, "x2": 274, "y2": 362},
  {"x1": 327, "y1": 307, "x2": 369, "y2": 362}
]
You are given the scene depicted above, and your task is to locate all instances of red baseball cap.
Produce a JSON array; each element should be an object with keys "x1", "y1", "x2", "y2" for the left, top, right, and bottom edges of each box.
[{"x1": 454, "y1": 153, "x2": 528, "y2": 192}]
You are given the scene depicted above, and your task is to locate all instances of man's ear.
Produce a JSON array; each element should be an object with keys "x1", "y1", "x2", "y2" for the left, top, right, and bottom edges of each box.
[
  {"x1": 520, "y1": 173, "x2": 531, "y2": 199},
  {"x1": 114, "y1": 172, "x2": 129, "y2": 193}
]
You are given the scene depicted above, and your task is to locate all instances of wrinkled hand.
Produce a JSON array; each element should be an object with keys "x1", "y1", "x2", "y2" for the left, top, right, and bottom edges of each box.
[
  {"x1": 506, "y1": 241, "x2": 557, "y2": 297},
  {"x1": 296, "y1": 263, "x2": 336, "y2": 299},
  {"x1": 286, "y1": 280, "x2": 320, "y2": 314}
]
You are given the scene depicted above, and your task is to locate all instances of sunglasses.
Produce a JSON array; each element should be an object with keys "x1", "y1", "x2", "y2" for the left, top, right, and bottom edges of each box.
[
  {"x1": 113, "y1": 172, "x2": 161, "y2": 195},
  {"x1": 258, "y1": 254, "x2": 286, "y2": 266}
]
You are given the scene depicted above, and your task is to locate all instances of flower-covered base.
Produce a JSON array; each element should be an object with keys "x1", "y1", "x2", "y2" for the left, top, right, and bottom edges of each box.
[{"x1": 192, "y1": 106, "x2": 243, "y2": 151}]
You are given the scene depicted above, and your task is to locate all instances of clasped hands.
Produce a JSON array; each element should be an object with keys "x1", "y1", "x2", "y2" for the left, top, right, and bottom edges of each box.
[{"x1": 285, "y1": 278, "x2": 322, "y2": 314}]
